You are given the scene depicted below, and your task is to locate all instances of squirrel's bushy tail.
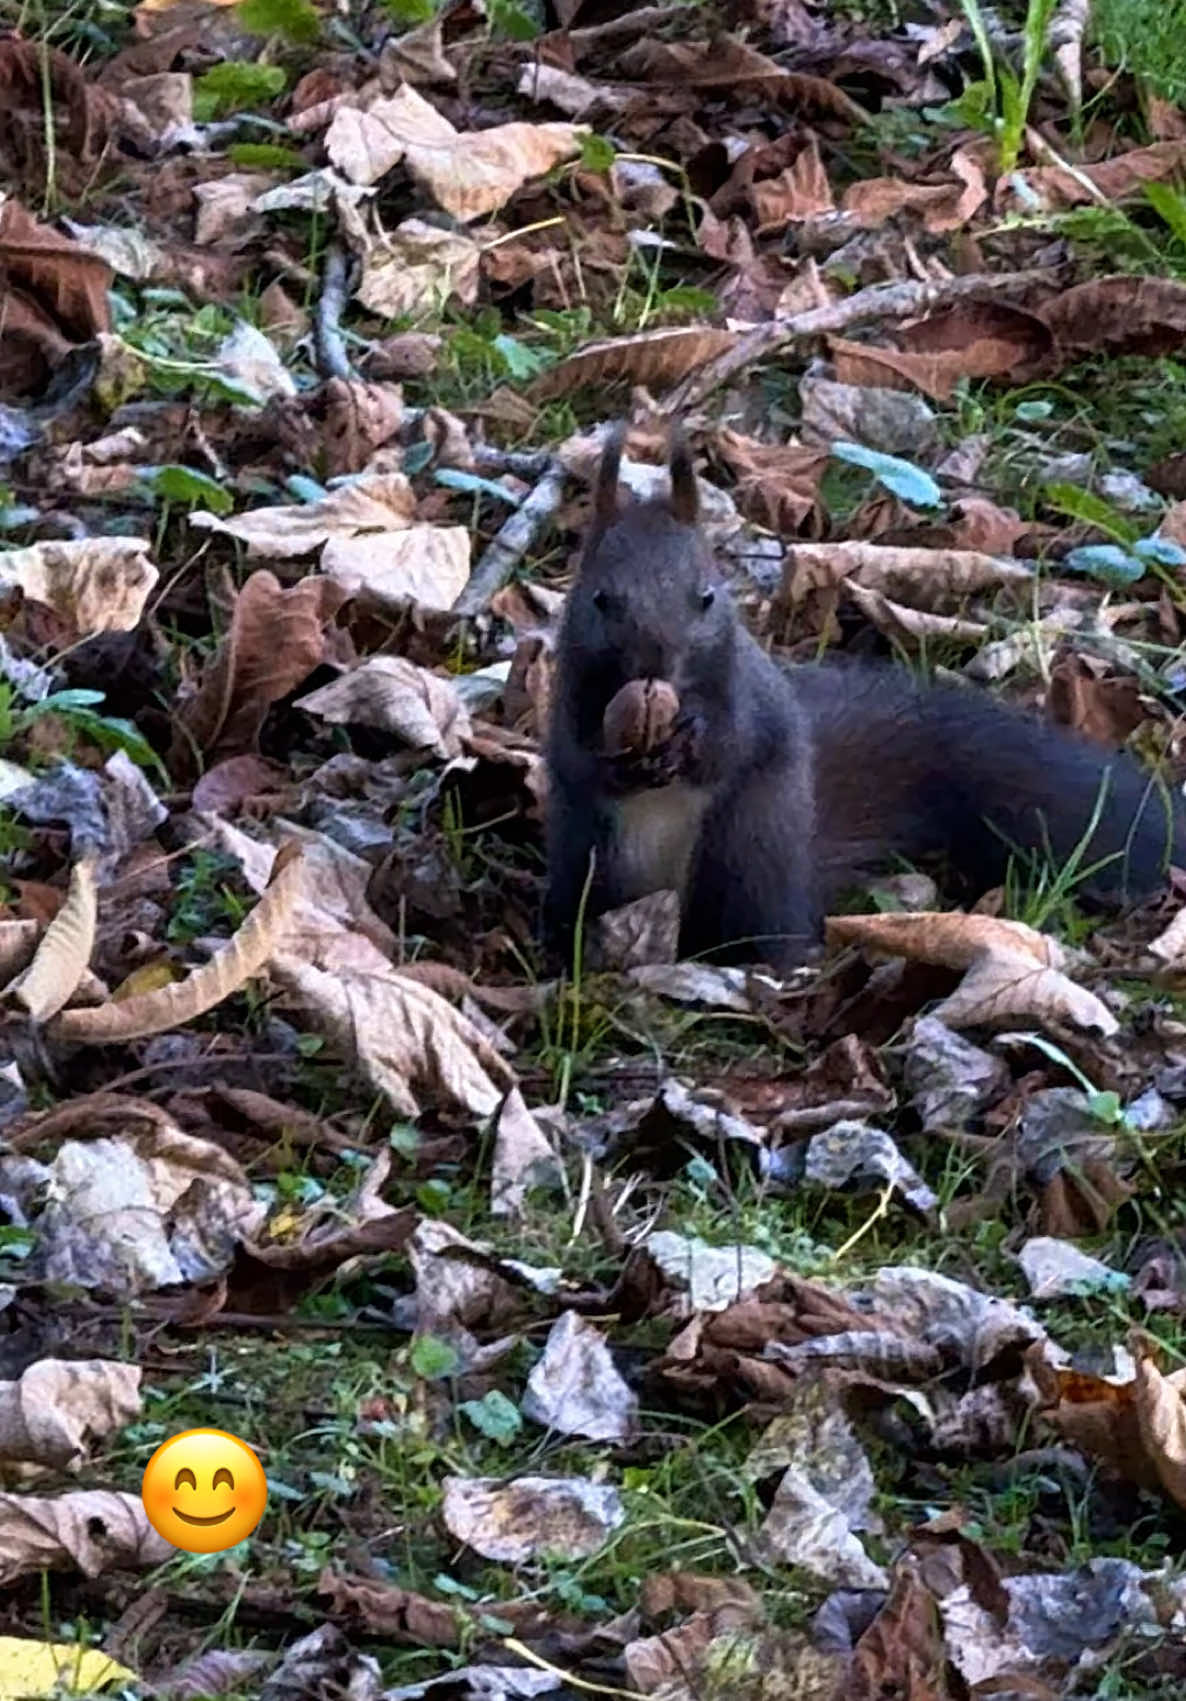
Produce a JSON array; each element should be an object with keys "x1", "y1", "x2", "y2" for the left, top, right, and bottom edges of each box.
[{"x1": 795, "y1": 661, "x2": 1186, "y2": 907}]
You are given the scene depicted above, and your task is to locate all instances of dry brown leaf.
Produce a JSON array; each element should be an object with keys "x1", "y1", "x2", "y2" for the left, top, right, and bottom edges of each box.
[
  {"x1": 826, "y1": 911, "x2": 1118, "y2": 1035},
  {"x1": 0, "y1": 199, "x2": 112, "y2": 393},
  {"x1": 321, "y1": 526, "x2": 470, "y2": 613},
  {"x1": 189, "y1": 473, "x2": 416, "y2": 557},
  {"x1": 841, "y1": 144, "x2": 986, "y2": 233},
  {"x1": 295, "y1": 657, "x2": 471, "y2": 757},
  {"x1": 1051, "y1": 0, "x2": 1090, "y2": 111},
  {"x1": 848, "y1": 1567, "x2": 952, "y2": 1701},
  {"x1": 1149, "y1": 902, "x2": 1186, "y2": 965},
  {"x1": 5, "y1": 856, "x2": 97, "y2": 1022},
  {"x1": 532, "y1": 327, "x2": 738, "y2": 401},
  {"x1": 0, "y1": 1489, "x2": 171, "y2": 1585},
  {"x1": 355, "y1": 218, "x2": 481, "y2": 318},
  {"x1": 829, "y1": 299, "x2": 1052, "y2": 402},
  {"x1": 1000, "y1": 141, "x2": 1186, "y2": 211},
  {"x1": 327, "y1": 83, "x2": 586, "y2": 219},
  {"x1": 750, "y1": 135, "x2": 835, "y2": 231},
  {"x1": 618, "y1": 36, "x2": 871, "y2": 124},
  {"x1": 52, "y1": 845, "x2": 305, "y2": 1044},
  {"x1": 0, "y1": 537, "x2": 159, "y2": 635},
  {"x1": 318, "y1": 377, "x2": 405, "y2": 478},
  {"x1": 1039, "y1": 274, "x2": 1186, "y2": 360},
  {"x1": 1047, "y1": 653, "x2": 1147, "y2": 747},
  {"x1": 171, "y1": 570, "x2": 347, "y2": 774},
  {"x1": 0, "y1": 1360, "x2": 141, "y2": 1469},
  {"x1": 714, "y1": 429, "x2": 828, "y2": 536}
]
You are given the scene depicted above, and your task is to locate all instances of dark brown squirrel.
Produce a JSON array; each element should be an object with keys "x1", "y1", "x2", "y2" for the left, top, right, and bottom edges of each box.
[{"x1": 543, "y1": 422, "x2": 1186, "y2": 973}]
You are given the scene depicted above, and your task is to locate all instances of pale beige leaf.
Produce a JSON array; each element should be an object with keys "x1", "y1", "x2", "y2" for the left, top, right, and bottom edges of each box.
[
  {"x1": 189, "y1": 474, "x2": 416, "y2": 557},
  {"x1": 321, "y1": 525, "x2": 470, "y2": 613},
  {"x1": 827, "y1": 910, "x2": 1068, "y2": 971},
  {"x1": 0, "y1": 1489, "x2": 171, "y2": 1585},
  {"x1": 827, "y1": 911, "x2": 1117, "y2": 1035},
  {"x1": 355, "y1": 218, "x2": 480, "y2": 317},
  {"x1": 1050, "y1": 0, "x2": 1091, "y2": 110},
  {"x1": 533, "y1": 327, "x2": 739, "y2": 401},
  {"x1": 933, "y1": 949, "x2": 1118, "y2": 1035},
  {"x1": 294, "y1": 656, "x2": 471, "y2": 757},
  {"x1": 441, "y1": 1475, "x2": 625, "y2": 1563},
  {"x1": 0, "y1": 1360, "x2": 141, "y2": 1469},
  {"x1": 193, "y1": 173, "x2": 273, "y2": 245},
  {"x1": 844, "y1": 580, "x2": 989, "y2": 645},
  {"x1": 6, "y1": 857, "x2": 97, "y2": 1022},
  {"x1": 327, "y1": 84, "x2": 586, "y2": 220},
  {"x1": 1135, "y1": 1349, "x2": 1186, "y2": 1510},
  {"x1": 783, "y1": 539, "x2": 1032, "y2": 613},
  {"x1": 0, "y1": 538, "x2": 158, "y2": 635},
  {"x1": 1149, "y1": 904, "x2": 1186, "y2": 965},
  {"x1": 52, "y1": 846, "x2": 306, "y2": 1044}
]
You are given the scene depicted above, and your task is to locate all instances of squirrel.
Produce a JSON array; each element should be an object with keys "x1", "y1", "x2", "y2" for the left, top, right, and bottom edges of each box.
[{"x1": 543, "y1": 423, "x2": 1186, "y2": 974}]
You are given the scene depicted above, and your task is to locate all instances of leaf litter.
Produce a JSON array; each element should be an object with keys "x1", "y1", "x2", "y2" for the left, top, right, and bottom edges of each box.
[{"x1": 6, "y1": 0, "x2": 1186, "y2": 1694}]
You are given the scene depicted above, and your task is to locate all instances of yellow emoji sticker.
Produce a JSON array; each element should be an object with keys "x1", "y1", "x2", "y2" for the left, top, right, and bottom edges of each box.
[{"x1": 141, "y1": 1428, "x2": 267, "y2": 1553}]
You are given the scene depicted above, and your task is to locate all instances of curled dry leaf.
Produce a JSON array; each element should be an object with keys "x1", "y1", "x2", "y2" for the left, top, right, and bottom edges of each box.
[
  {"x1": 4, "y1": 855, "x2": 96, "y2": 1022},
  {"x1": 826, "y1": 911, "x2": 1118, "y2": 1035},
  {"x1": 327, "y1": 83, "x2": 586, "y2": 220},
  {"x1": 1039, "y1": 274, "x2": 1186, "y2": 361},
  {"x1": 441, "y1": 1475, "x2": 625, "y2": 1563},
  {"x1": 321, "y1": 525, "x2": 471, "y2": 614},
  {"x1": 780, "y1": 540, "x2": 1032, "y2": 620},
  {"x1": 52, "y1": 844, "x2": 306, "y2": 1044},
  {"x1": 840, "y1": 144, "x2": 987, "y2": 233},
  {"x1": 0, "y1": 1359, "x2": 141, "y2": 1469},
  {"x1": 0, "y1": 537, "x2": 158, "y2": 636},
  {"x1": 0, "y1": 1489, "x2": 171, "y2": 1585},
  {"x1": 620, "y1": 36, "x2": 871, "y2": 124},
  {"x1": 1134, "y1": 1343, "x2": 1186, "y2": 1510},
  {"x1": 829, "y1": 298, "x2": 1053, "y2": 402},
  {"x1": 714, "y1": 429, "x2": 828, "y2": 536},
  {"x1": 190, "y1": 473, "x2": 417, "y2": 558},
  {"x1": 532, "y1": 327, "x2": 739, "y2": 402},
  {"x1": 171, "y1": 571, "x2": 348, "y2": 776},
  {"x1": 295, "y1": 657, "x2": 472, "y2": 758}
]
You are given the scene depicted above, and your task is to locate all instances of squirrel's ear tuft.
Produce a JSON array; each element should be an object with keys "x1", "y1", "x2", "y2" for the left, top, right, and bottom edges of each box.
[
  {"x1": 591, "y1": 422, "x2": 624, "y2": 532},
  {"x1": 668, "y1": 422, "x2": 698, "y2": 525}
]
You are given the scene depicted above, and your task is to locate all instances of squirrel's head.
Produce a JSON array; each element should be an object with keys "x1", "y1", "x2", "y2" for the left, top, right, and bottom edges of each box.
[{"x1": 565, "y1": 421, "x2": 733, "y2": 693}]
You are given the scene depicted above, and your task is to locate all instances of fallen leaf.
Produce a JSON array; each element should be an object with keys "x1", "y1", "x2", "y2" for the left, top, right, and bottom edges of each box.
[
  {"x1": 356, "y1": 218, "x2": 481, "y2": 318},
  {"x1": 170, "y1": 571, "x2": 347, "y2": 775},
  {"x1": 441, "y1": 1475, "x2": 625, "y2": 1563},
  {"x1": 841, "y1": 144, "x2": 987, "y2": 233},
  {"x1": 321, "y1": 526, "x2": 471, "y2": 614},
  {"x1": 0, "y1": 1360, "x2": 141, "y2": 1469},
  {"x1": 532, "y1": 327, "x2": 739, "y2": 402},
  {"x1": 0, "y1": 1490, "x2": 171, "y2": 1585},
  {"x1": 826, "y1": 911, "x2": 1118, "y2": 1035},
  {"x1": 53, "y1": 845, "x2": 306, "y2": 1044},
  {"x1": 190, "y1": 473, "x2": 417, "y2": 557},
  {"x1": 0, "y1": 537, "x2": 159, "y2": 636},
  {"x1": 4, "y1": 856, "x2": 97, "y2": 1023},
  {"x1": 714, "y1": 429, "x2": 828, "y2": 535},
  {"x1": 522, "y1": 1312, "x2": 638, "y2": 1441},
  {"x1": 1039, "y1": 274, "x2": 1186, "y2": 361},
  {"x1": 327, "y1": 84, "x2": 586, "y2": 220},
  {"x1": 829, "y1": 299, "x2": 1052, "y2": 402},
  {"x1": 1000, "y1": 141, "x2": 1186, "y2": 211},
  {"x1": 295, "y1": 657, "x2": 471, "y2": 758},
  {"x1": 751, "y1": 135, "x2": 836, "y2": 231}
]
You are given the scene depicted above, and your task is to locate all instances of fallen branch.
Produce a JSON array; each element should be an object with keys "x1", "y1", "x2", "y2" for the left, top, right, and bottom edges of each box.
[
  {"x1": 314, "y1": 242, "x2": 354, "y2": 382},
  {"x1": 662, "y1": 265, "x2": 1065, "y2": 414},
  {"x1": 452, "y1": 457, "x2": 568, "y2": 617}
]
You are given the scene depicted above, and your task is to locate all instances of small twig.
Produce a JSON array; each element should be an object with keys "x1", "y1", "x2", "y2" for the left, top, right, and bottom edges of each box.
[
  {"x1": 663, "y1": 264, "x2": 1065, "y2": 415},
  {"x1": 314, "y1": 242, "x2": 355, "y2": 382},
  {"x1": 452, "y1": 456, "x2": 568, "y2": 616}
]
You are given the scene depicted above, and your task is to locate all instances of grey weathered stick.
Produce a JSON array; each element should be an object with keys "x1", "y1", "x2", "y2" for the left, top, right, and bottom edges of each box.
[
  {"x1": 452, "y1": 457, "x2": 568, "y2": 617},
  {"x1": 662, "y1": 265, "x2": 1065, "y2": 415},
  {"x1": 315, "y1": 242, "x2": 355, "y2": 382}
]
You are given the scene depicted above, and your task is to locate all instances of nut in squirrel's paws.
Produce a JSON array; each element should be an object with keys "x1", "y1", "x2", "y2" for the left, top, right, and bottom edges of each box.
[{"x1": 602, "y1": 678, "x2": 681, "y2": 756}]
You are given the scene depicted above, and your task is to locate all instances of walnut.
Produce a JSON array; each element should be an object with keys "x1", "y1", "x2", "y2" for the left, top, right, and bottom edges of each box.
[{"x1": 602, "y1": 677, "x2": 681, "y2": 756}]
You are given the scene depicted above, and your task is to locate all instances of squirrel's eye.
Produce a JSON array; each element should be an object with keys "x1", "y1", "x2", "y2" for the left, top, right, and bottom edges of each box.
[
  {"x1": 700, "y1": 589, "x2": 716, "y2": 611},
  {"x1": 592, "y1": 589, "x2": 611, "y2": 614}
]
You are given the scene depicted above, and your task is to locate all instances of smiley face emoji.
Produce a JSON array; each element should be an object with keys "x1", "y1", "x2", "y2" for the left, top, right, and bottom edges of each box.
[{"x1": 141, "y1": 1429, "x2": 267, "y2": 1553}]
